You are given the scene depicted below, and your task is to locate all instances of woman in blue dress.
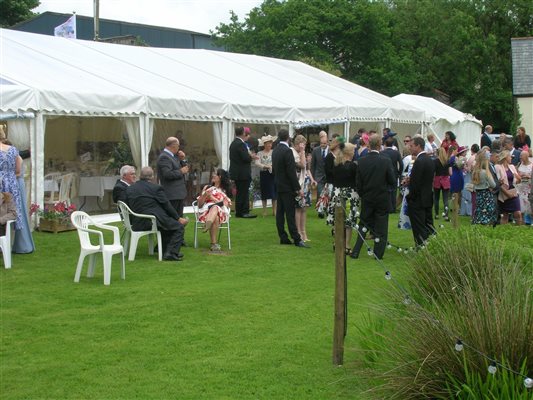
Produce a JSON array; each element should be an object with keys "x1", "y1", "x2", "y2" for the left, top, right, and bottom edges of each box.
[
  {"x1": 0, "y1": 125, "x2": 34, "y2": 253},
  {"x1": 449, "y1": 145, "x2": 467, "y2": 227}
]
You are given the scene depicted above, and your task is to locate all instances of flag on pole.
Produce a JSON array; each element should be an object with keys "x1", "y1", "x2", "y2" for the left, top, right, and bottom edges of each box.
[{"x1": 54, "y1": 14, "x2": 77, "y2": 38}]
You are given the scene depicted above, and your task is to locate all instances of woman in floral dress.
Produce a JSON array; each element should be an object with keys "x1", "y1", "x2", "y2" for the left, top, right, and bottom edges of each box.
[{"x1": 197, "y1": 169, "x2": 232, "y2": 252}]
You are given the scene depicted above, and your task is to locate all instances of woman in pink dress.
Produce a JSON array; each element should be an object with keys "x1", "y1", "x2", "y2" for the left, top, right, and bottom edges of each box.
[{"x1": 197, "y1": 168, "x2": 232, "y2": 252}]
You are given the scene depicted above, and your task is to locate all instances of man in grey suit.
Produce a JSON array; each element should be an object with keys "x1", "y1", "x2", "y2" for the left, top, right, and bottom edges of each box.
[
  {"x1": 156, "y1": 137, "x2": 189, "y2": 217},
  {"x1": 310, "y1": 131, "x2": 328, "y2": 215}
]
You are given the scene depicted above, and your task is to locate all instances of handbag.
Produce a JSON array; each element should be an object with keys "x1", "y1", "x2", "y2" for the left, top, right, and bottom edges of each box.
[{"x1": 498, "y1": 184, "x2": 518, "y2": 202}]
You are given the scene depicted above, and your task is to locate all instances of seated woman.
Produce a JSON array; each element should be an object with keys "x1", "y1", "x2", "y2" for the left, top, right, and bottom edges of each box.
[
  {"x1": 0, "y1": 192, "x2": 17, "y2": 237},
  {"x1": 196, "y1": 169, "x2": 232, "y2": 252}
]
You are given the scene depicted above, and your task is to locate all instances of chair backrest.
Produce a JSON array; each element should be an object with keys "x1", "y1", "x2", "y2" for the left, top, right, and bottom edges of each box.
[
  {"x1": 71, "y1": 211, "x2": 96, "y2": 249},
  {"x1": 58, "y1": 174, "x2": 74, "y2": 204},
  {"x1": 117, "y1": 201, "x2": 133, "y2": 231}
]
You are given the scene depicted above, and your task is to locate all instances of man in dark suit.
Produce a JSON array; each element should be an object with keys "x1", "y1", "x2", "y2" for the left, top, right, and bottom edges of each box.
[
  {"x1": 272, "y1": 129, "x2": 308, "y2": 248},
  {"x1": 156, "y1": 137, "x2": 189, "y2": 217},
  {"x1": 351, "y1": 134, "x2": 395, "y2": 260},
  {"x1": 380, "y1": 137, "x2": 403, "y2": 213},
  {"x1": 481, "y1": 125, "x2": 493, "y2": 148},
  {"x1": 406, "y1": 136, "x2": 436, "y2": 246},
  {"x1": 126, "y1": 167, "x2": 187, "y2": 261},
  {"x1": 310, "y1": 131, "x2": 328, "y2": 210},
  {"x1": 229, "y1": 127, "x2": 257, "y2": 218},
  {"x1": 112, "y1": 165, "x2": 136, "y2": 204}
]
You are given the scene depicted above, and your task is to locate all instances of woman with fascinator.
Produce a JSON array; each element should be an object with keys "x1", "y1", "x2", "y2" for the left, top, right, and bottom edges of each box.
[
  {"x1": 196, "y1": 168, "x2": 232, "y2": 252},
  {"x1": 326, "y1": 137, "x2": 359, "y2": 253}
]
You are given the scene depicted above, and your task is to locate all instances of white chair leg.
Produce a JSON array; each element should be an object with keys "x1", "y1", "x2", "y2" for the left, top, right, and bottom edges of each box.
[
  {"x1": 3, "y1": 248, "x2": 12, "y2": 269},
  {"x1": 147, "y1": 234, "x2": 154, "y2": 255},
  {"x1": 120, "y1": 251, "x2": 125, "y2": 280},
  {"x1": 102, "y1": 253, "x2": 112, "y2": 285},
  {"x1": 156, "y1": 232, "x2": 162, "y2": 261},
  {"x1": 128, "y1": 234, "x2": 140, "y2": 261},
  {"x1": 123, "y1": 231, "x2": 131, "y2": 255},
  {"x1": 87, "y1": 254, "x2": 97, "y2": 277},
  {"x1": 74, "y1": 253, "x2": 85, "y2": 282},
  {"x1": 227, "y1": 226, "x2": 231, "y2": 250},
  {"x1": 194, "y1": 225, "x2": 199, "y2": 248}
]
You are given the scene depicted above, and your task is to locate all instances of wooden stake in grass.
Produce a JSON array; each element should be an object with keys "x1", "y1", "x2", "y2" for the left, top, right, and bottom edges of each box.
[{"x1": 332, "y1": 203, "x2": 346, "y2": 365}]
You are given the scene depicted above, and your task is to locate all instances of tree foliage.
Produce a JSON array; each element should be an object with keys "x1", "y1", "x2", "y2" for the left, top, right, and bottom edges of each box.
[
  {"x1": 0, "y1": 0, "x2": 40, "y2": 28},
  {"x1": 213, "y1": 0, "x2": 533, "y2": 130}
]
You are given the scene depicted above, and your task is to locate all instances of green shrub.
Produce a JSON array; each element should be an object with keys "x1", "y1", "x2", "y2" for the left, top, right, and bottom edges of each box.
[{"x1": 354, "y1": 227, "x2": 533, "y2": 399}]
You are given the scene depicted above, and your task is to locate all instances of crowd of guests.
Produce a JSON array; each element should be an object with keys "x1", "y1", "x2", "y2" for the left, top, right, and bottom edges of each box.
[{"x1": 2, "y1": 124, "x2": 532, "y2": 268}]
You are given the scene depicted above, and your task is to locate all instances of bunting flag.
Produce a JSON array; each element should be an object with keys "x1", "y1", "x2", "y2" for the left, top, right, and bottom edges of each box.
[{"x1": 54, "y1": 14, "x2": 77, "y2": 38}]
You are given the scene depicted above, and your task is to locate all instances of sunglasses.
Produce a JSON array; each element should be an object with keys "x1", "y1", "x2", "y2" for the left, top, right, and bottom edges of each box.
[{"x1": 403, "y1": 140, "x2": 411, "y2": 143}]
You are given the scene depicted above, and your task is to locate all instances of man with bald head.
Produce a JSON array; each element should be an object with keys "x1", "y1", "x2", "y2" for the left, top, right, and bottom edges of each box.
[
  {"x1": 157, "y1": 136, "x2": 189, "y2": 217},
  {"x1": 126, "y1": 167, "x2": 187, "y2": 262},
  {"x1": 481, "y1": 125, "x2": 492, "y2": 148}
]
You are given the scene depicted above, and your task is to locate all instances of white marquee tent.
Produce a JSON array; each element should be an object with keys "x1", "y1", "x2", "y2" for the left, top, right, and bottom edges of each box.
[
  {"x1": 393, "y1": 93, "x2": 482, "y2": 149},
  {"x1": 1, "y1": 28, "x2": 428, "y2": 208}
]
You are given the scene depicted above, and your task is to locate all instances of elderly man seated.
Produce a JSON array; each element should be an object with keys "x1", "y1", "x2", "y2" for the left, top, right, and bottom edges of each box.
[
  {"x1": 0, "y1": 192, "x2": 17, "y2": 237},
  {"x1": 112, "y1": 165, "x2": 137, "y2": 204},
  {"x1": 126, "y1": 167, "x2": 187, "y2": 262}
]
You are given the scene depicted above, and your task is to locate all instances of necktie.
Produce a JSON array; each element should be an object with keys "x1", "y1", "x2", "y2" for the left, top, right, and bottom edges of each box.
[{"x1": 322, "y1": 148, "x2": 326, "y2": 159}]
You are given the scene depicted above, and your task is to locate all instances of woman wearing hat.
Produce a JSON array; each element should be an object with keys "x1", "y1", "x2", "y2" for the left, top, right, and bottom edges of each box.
[
  {"x1": 495, "y1": 150, "x2": 522, "y2": 225},
  {"x1": 255, "y1": 135, "x2": 277, "y2": 216}
]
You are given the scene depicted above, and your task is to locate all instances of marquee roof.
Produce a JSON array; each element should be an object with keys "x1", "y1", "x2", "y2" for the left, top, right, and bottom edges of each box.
[{"x1": 1, "y1": 28, "x2": 427, "y2": 124}]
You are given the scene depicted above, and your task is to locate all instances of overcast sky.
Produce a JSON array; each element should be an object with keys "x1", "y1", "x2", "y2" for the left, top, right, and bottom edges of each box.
[{"x1": 34, "y1": 0, "x2": 263, "y2": 35}]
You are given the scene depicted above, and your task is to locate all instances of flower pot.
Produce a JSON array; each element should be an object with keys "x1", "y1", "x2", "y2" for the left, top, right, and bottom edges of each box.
[{"x1": 38, "y1": 219, "x2": 75, "y2": 234}]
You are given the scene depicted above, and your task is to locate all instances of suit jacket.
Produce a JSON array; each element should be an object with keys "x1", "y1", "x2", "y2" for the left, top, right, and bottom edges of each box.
[
  {"x1": 126, "y1": 180, "x2": 181, "y2": 232},
  {"x1": 480, "y1": 132, "x2": 492, "y2": 148},
  {"x1": 272, "y1": 143, "x2": 301, "y2": 193},
  {"x1": 229, "y1": 137, "x2": 252, "y2": 181},
  {"x1": 310, "y1": 146, "x2": 327, "y2": 183},
  {"x1": 156, "y1": 151, "x2": 187, "y2": 201},
  {"x1": 356, "y1": 151, "x2": 395, "y2": 209},
  {"x1": 380, "y1": 147, "x2": 403, "y2": 181},
  {"x1": 407, "y1": 152, "x2": 435, "y2": 208},
  {"x1": 112, "y1": 179, "x2": 129, "y2": 204},
  {"x1": 489, "y1": 162, "x2": 500, "y2": 195}
]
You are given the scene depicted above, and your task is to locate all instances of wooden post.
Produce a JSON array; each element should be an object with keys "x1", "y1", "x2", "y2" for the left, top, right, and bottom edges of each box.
[{"x1": 332, "y1": 202, "x2": 346, "y2": 365}]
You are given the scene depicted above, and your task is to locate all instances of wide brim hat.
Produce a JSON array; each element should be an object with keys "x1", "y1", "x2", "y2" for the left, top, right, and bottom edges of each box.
[
  {"x1": 457, "y1": 145, "x2": 468, "y2": 155},
  {"x1": 259, "y1": 134, "x2": 277, "y2": 146}
]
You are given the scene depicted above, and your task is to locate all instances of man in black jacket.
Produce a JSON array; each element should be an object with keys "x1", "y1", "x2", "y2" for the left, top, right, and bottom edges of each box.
[
  {"x1": 112, "y1": 165, "x2": 136, "y2": 204},
  {"x1": 229, "y1": 127, "x2": 257, "y2": 218},
  {"x1": 406, "y1": 137, "x2": 436, "y2": 246},
  {"x1": 126, "y1": 167, "x2": 187, "y2": 261},
  {"x1": 380, "y1": 137, "x2": 403, "y2": 213},
  {"x1": 272, "y1": 129, "x2": 308, "y2": 248},
  {"x1": 351, "y1": 134, "x2": 395, "y2": 259}
]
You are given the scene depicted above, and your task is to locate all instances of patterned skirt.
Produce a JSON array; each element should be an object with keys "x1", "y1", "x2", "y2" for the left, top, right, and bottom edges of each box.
[
  {"x1": 472, "y1": 189, "x2": 496, "y2": 225},
  {"x1": 326, "y1": 186, "x2": 360, "y2": 229}
]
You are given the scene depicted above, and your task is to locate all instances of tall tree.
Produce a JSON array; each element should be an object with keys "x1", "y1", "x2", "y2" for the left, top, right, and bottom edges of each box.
[{"x1": 0, "y1": 0, "x2": 40, "y2": 28}]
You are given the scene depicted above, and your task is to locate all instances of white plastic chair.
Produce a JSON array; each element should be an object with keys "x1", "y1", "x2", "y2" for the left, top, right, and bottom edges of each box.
[
  {"x1": 0, "y1": 220, "x2": 15, "y2": 269},
  {"x1": 45, "y1": 173, "x2": 75, "y2": 206},
  {"x1": 117, "y1": 201, "x2": 162, "y2": 261},
  {"x1": 192, "y1": 200, "x2": 231, "y2": 249},
  {"x1": 70, "y1": 211, "x2": 125, "y2": 285}
]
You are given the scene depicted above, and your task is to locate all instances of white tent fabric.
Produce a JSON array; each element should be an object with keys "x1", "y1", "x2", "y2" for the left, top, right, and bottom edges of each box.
[
  {"x1": 1, "y1": 28, "x2": 426, "y2": 125},
  {"x1": 393, "y1": 94, "x2": 482, "y2": 149}
]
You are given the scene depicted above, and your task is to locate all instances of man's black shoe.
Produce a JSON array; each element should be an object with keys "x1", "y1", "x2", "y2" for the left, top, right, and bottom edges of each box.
[
  {"x1": 280, "y1": 239, "x2": 292, "y2": 245},
  {"x1": 295, "y1": 241, "x2": 310, "y2": 248},
  {"x1": 238, "y1": 213, "x2": 257, "y2": 218},
  {"x1": 349, "y1": 252, "x2": 359, "y2": 259},
  {"x1": 163, "y1": 253, "x2": 184, "y2": 261}
]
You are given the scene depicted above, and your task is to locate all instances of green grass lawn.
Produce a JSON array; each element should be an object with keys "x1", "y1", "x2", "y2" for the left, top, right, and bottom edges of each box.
[{"x1": 0, "y1": 211, "x2": 515, "y2": 399}]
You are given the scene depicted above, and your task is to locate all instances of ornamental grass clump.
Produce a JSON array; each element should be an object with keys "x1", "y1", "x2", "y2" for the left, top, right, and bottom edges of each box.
[{"x1": 355, "y1": 226, "x2": 533, "y2": 399}]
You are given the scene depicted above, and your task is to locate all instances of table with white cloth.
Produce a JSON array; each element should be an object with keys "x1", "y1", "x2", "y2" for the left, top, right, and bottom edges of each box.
[{"x1": 78, "y1": 176, "x2": 119, "y2": 210}]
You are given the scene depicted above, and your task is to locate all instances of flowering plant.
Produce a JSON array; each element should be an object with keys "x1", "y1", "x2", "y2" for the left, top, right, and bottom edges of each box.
[{"x1": 30, "y1": 201, "x2": 76, "y2": 222}]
